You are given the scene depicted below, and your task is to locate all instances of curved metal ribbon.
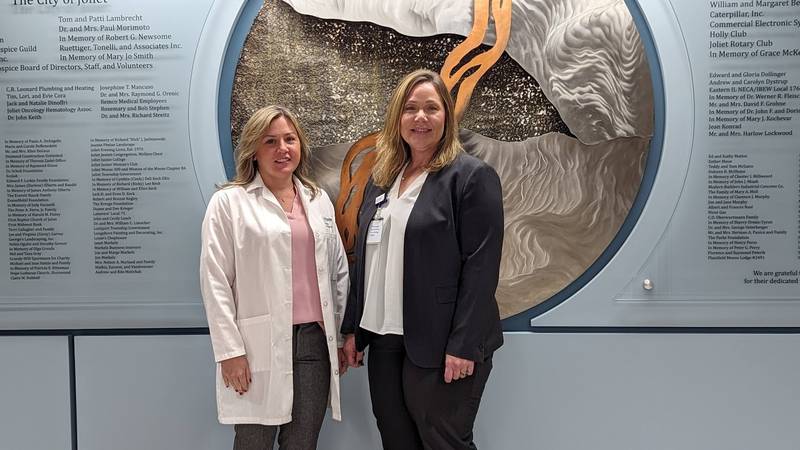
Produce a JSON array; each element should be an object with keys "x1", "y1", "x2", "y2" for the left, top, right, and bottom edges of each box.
[{"x1": 334, "y1": 0, "x2": 513, "y2": 258}]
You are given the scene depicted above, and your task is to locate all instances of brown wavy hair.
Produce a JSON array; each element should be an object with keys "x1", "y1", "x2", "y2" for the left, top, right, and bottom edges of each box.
[{"x1": 372, "y1": 69, "x2": 462, "y2": 189}]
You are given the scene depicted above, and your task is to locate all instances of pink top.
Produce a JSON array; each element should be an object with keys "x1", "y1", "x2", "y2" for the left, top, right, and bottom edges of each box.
[{"x1": 286, "y1": 192, "x2": 323, "y2": 325}]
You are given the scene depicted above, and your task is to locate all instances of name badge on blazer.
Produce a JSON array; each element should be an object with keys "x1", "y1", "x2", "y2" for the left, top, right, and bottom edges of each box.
[{"x1": 367, "y1": 193, "x2": 388, "y2": 244}]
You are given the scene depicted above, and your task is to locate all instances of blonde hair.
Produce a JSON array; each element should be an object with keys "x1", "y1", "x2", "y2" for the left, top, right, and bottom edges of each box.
[
  {"x1": 372, "y1": 69, "x2": 462, "y2": 189},
  {"x1": 222, "y1": 105, "x2": 318, "y2": 197}
]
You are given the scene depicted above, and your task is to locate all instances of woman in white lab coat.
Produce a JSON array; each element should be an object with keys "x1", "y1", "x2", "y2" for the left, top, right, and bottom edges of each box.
[{"x1": 200, "y1": 105, "x2": 349, "y2": 450}]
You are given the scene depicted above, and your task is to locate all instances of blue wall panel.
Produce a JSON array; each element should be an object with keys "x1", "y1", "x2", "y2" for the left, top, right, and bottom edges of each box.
[{"x1": 0, "y1": 337, "x2": 71, "y2": 450}]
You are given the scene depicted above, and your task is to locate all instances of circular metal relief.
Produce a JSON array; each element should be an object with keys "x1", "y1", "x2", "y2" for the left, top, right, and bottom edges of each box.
[{"x1": 221, "y1": 0, "x2": 662, "y2": 327}]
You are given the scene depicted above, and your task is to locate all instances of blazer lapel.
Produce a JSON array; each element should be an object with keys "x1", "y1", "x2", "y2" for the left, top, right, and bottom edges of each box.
[
  {"x1": 357, "y1": 182, "x2": 387, "y2": 245},
  {"x1": 360, "y1": 183, "x2": 384, "y2": 223}
]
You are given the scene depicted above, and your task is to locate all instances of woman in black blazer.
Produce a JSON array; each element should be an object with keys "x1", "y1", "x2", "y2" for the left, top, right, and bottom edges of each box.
[{"x1": 341, "y1": 69, "x2": 504, "y2": 450}]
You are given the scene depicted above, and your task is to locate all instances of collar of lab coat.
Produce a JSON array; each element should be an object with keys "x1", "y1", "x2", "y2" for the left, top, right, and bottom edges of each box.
[{"x1": 244, "y1": 174, "x2": 315, "y2": 213}]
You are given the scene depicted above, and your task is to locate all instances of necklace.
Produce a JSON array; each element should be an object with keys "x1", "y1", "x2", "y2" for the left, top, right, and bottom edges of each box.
[
  {"x1": 401, "y1": 165, "x2": 423, "y2": 181},
  {"x1": 271, "y1": 186, "x2": 296, "y2": 210}
]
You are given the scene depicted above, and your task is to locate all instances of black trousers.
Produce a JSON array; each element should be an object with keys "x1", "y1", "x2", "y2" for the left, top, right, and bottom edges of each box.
[
  {"x1": 233, "y1": 323, "x2": 330, "y2": 450},
  {"x1": 367, "y1": 334, "x2": 492, "y2": 450}
]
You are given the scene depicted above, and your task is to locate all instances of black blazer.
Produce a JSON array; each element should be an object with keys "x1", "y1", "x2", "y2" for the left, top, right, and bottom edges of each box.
[{"x1": 342, "y1": 153, "x2": 504, "y2": 368}]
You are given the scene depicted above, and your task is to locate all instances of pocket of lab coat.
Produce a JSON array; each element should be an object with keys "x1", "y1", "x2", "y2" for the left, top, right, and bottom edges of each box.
[
  {"x1": 236, "y1": 314, "x2": 272, "y2": 372},
  {"x1": 216, "y1": 315, "x2": 276, "y2": 423}
]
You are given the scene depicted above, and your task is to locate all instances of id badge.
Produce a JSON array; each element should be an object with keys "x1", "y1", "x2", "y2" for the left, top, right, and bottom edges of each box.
[{"x1": 366, "y1": 218, "x2": 384, "y2": 244}]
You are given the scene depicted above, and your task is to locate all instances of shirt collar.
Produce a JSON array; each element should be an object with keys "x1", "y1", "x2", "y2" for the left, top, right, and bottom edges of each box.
[
  {"x1": 244, "y1": 174, "x2": 266, "y2": 193},
  {"x1": 244, "y1": 174, "x2": 310, "y2": 199}
]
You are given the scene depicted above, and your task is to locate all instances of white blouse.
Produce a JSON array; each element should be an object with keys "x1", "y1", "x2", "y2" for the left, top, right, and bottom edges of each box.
[{"x1": 359, "y1": 168, "x2": 428, "y2": 335}]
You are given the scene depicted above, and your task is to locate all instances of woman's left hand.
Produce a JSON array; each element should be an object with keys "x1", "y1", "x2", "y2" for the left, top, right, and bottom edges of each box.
[{"x1": 444, "y1": 354, "x2": 475, "y2": 383}]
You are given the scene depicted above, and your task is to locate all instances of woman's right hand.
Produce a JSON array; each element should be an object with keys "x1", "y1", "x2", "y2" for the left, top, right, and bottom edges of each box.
[{"x1": 221, "y1": 355, "x2": 251, "y2": 395}]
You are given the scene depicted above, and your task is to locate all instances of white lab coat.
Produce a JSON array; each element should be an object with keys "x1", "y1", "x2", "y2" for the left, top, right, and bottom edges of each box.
[{"x1": 199, "y1": 175, "x2": 349, "y2": 425}]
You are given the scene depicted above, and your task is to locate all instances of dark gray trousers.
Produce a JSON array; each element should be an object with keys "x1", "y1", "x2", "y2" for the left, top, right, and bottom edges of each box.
[
  {"x1": 233, "y1": 322, "x2": 330, "y2": 450},
  {"x1": 367, "y1": 334, "x2": 492, "y2": 450}
]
